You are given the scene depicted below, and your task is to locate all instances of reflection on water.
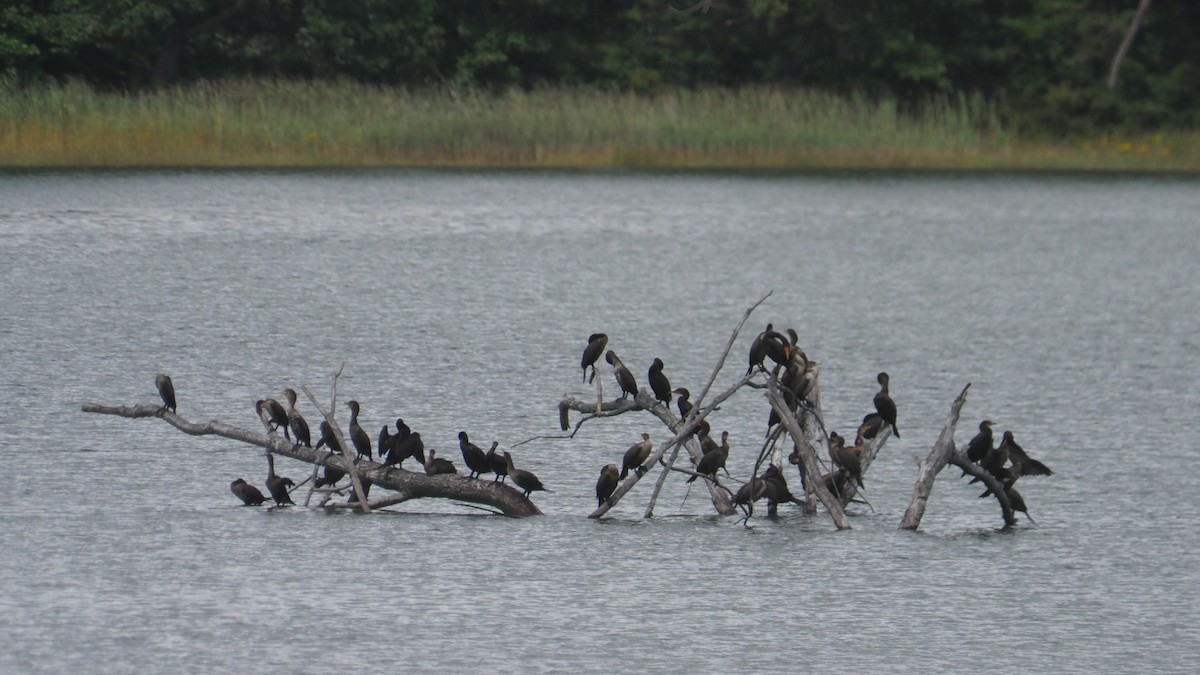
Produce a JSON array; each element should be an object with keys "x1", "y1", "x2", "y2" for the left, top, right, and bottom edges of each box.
[{"x1": 2, "y1": 170, "x2": 1198, "y2": 672}]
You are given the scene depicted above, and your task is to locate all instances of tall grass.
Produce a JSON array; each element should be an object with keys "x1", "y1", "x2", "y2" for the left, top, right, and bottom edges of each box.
[{"x1": 0, "y1": 79, "x2": 1195, "y2": 169}]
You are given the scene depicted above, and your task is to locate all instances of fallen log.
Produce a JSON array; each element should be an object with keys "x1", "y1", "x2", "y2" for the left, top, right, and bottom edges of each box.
[{"x1": 79, "y1": 403, "x2": 542, "y2": 517}]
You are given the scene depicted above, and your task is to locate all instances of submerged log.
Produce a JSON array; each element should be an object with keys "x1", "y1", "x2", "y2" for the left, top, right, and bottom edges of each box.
[
  {"x1": 80, "y1": 403, "x2": 542, "y2": 517},
  {"x1": 899, "y1": 383, "x2": 1016, "y2": 530}
]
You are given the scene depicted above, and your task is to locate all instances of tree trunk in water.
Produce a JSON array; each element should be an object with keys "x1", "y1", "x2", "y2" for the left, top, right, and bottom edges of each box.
[
  {"x1": 898, "y1": 383, "x2": 1017, "y2": 530},
  {"x1": 80, "y1": 403, "x2": 542, "y2": 516}
]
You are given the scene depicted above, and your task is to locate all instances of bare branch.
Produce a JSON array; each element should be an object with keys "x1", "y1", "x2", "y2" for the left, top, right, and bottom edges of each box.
[
  {"x1": 765, "y1": 374, "x2": 850, "y2": 529},
  {"x1": 81, "y1": 402, "x2": 542, "y2": 516},
  {"x1": 899, "y1": 384, "x2": 987, "y2": 530},
  {"x1": 1107, "y1": 0, "x2": 1153, "y2": 91}
]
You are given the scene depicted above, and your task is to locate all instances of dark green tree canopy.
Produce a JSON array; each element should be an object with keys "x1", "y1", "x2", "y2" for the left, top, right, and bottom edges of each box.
[{"x1": 2, "y1": 0, "x2": 1197, "y2": 130}]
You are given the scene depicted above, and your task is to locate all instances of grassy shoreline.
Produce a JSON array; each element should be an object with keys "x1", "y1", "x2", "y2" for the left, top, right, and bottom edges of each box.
[{"x1": 1, "y1": 81, "x2": 1196, "y2": 171}]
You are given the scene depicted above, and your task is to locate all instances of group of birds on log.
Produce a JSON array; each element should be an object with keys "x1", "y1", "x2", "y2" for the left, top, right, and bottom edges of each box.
[
  {"x1": 962, "y1": 420, "x2": 1053, "y2": 519},
  {"x1": 151, "y1": 374, "x2": 548, "y2": 507},
  {"x1": 583, "y1": 324, "x2": 904, "y2": 516}
]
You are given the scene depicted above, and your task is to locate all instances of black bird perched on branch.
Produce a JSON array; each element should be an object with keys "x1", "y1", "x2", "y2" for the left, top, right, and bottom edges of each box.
[
  {"x1": 458, "y1": 431, "x2": 491, "y2": 479},
  {"x1": 581, "y1": 333, "x2": 608, "y2": 384},
  {"x1": 504, "y1": 451, "x2": 548, "y2": 497},
  {"x1": 873, "y1": 372, "x2": 900, "y2": 438},
  {"x1": 486, "y1": 442, "x2": 507, "y2": 483},
  {"x1": 1004, "y1": 480, "x2": 1035, "y2": 523},
  {"x1": 386, "y1": 426, "x2": 425, "y2": 469},
  {"x1": 734, "y1": 473, "x2": 768, "y2": 507},
  {"x1": 674, "y1": 387, "x2": 693, "y2": 421},
  {"x1": 606, "y1": 350, "x2": 638, "y2": 400},
  {"x1": 378, "y1": 424, "x2": 393, "y2": 460},
  {"x1": 345, "y1": 400, "x2": 371, "y2": 460},
  {"x1": 747, "y1": 324, "x2": 791, "y2": 374},
  {"x1": 762, "y1": 464, "x2": 801, "y2": 515},
  {"x1": 966, "y1": 420, "x2": 995, "y2": 463},
  {"x1": 688, "y1": 431, "x2": 729, "y2": 484},
  {"x1": 314, "y1": 463, "x2": 345, "y2": 489},
  {"x1": 977, "y1": 430, "x2": 1054, "y2": 495},
  {"x1": 315, "y1": 419, "x2": 345, "y2": 455},
  {"x1": 1001, "y1": 431, "x2": 1053, "y2": 478},
  {"x1": 424, "y1": 449, "x2": 457, "y2": 476},
  {"x1": 621, "y1": 433, "x2": 653, "y2": 479},
  {"x1": 155, "y1": 373, "x2": 176, "y2": 413},
  {"x1": 264, "y1": 452, "x2": 295, "y2": 506},
  {"x1": 596, "y1": 464, "x2": 619, "y2": 506},
  {"x1": 281, "y1": 388, "x2": 311, "y2": 448},
  {"x1": 648, "y1": 358, "x2": 672, "y2": 407},
  {"x1": 230, "y1": 478, "x2": 266, "y2": 505},
  {"x1": 828, "y1": 432, "x2": 864, "y2": 488},
  {"x1": 856, "y1": 412, "x2": 885, "y2": 444},
  {"x1": 257, "y1": 399, "x2": 291, "y2": 439}
]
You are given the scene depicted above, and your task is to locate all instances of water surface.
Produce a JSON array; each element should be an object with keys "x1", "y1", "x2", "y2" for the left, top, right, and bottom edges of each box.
[{"x1": 2, "y1": 170, "x2": 1197, "y2": 672}]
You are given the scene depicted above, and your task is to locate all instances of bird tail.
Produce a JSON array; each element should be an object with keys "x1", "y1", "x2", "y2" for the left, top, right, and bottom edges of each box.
[{"x1": 891, "y1": 424, "x2": 900, "y2": 438}]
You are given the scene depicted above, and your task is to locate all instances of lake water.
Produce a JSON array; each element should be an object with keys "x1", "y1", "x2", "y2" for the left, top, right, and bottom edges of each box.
[{"x1": 2, "y1": 169, "x2": 1198, "y2": 672}]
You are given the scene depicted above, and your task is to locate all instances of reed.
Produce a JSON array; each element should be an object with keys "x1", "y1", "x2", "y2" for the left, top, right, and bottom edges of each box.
[{"x1": 1, "y1": 80, "x2": 1196, "y2": 170}]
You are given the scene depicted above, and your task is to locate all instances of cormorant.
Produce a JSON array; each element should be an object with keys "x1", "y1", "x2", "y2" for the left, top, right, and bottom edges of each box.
[
  {"x1": 458, "y1": 431, "x2": 491, "y2": 479},
  {"x1": 620, "y1": 433, "x2": 653, "y2": 479},
  {"x1": 747, "y1": 323, "x2": 774, "y2": 374},
  {"x1": 424, "y1": 449, "x2": 457, "y2": 476},
  {"x1": 581, "y1": 333, "x2": 608, "y2": 384},
  {"x1": 980, "y1": 434, "x2": 1010, "y2": 482},
  {"x1": 596, "y1": 464, "x2": 620, "y2": 506},
  {"x1": 747, "y1": 324, "x2": 791, "y2": 373},
  {"x1": 486, "y1": 442, "x2": 507, "y2": 483},
  {"x1": 605, "y1": 350, "x2": 638, "y2": 400},
  {"x1": 386, "y1": 429, "x2": 425, "y2": 469},
  {"x1": 503, "y1": 451, "x2": 547, "y2": 498},
  {"x1": 314, "y1": 463, "x2": 345, "y2": 488},
  {"x1": 734, "y1": 475, "x2": 768, "y2": 507},
  {"x1": 648, "y1": 358, "x2": 672, "y2": 407},
  {"x1": 230, "y1": 478, "x2": 266, "y2": 505},
  {"x1": 965, "y1": 420, "x2": 995, "y2": 463},
  {"x1": 346, "y1": 400, "x2": 371, "y2": 460},
  {"x1": 281, "y1": 388, "x2": 312, "y2": 448},
  {"x1": 378, "y1": 424, "x2": 393, "y2": 461},
  {"x1": 828, "y1": 433, "x2": 864, "y2": 488},
  {"x1": 785, "y1": 328, "x2": 809, "y2": 371},
  {"x1": 674, "y1": 388, "x2": 693, "y2": 421},
  {"x1": 381, "y1": 419, "x2": 409, "y2": 466},
  {"x1": 257, "y1": 399, "x2": 291, "y2": 440},
  {"x1": 315, "y1": 419, "x2": 345, "y2": 455},
  {"x1": 978, "y1": 430, "x2": 1053, "y2": 493},
  {"x1": 856, "y1": 412, "x2": 885, "y2": 444},
  {"x1": 1004, "y1": 481, "x2": 1034, "y2": 523},
  {"x1": 762, "y1": 464, "x2": 800, "y2": 515},
  {"x1": 155, "y1": 373, "x2": 176, "y2": 413},
  {"x1": 688, "y1": 431, "x2": 729, "y2": 483},
  {"x1": 873, "y1": 372, "x2": 900, "y2": 438},
  {"x1": 1001, "y1": 431, "x2": 1053, "y2": 477},
  {"x1": 264, "y1": 452, "x2": 295, "y2": 506}
]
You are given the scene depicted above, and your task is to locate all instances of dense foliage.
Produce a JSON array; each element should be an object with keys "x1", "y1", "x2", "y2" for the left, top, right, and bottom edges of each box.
[{"x1": 2, "y1": 0, "x2": 1197, "y2": 133}]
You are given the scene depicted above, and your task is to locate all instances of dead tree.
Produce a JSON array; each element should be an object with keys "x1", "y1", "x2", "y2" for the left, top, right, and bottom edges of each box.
[
  {"x1": 899, "y1": 384, "x2": 1019, "y2": 530},
  {"x1": 551, "y1": 293, "x2": 777, "y2": 519},
  {"x1": 80, "y1": 402, "x2": 542, "y2": 517},
  {"x1": 1107, "y1": 0, "x2": 1154, "y2": 91}
]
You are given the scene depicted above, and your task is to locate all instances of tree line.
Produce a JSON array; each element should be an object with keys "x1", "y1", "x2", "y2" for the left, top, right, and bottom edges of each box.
[{"x1": 2, "y1": 0, "x2": 1197, "y2": 133}]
